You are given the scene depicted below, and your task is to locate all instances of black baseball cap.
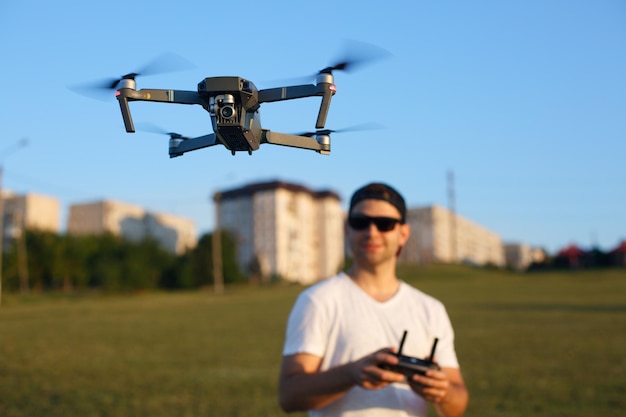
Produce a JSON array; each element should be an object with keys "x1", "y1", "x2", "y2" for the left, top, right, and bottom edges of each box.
[{"x1": 349, "y1": 182, "x2": 406, "y2": 223}]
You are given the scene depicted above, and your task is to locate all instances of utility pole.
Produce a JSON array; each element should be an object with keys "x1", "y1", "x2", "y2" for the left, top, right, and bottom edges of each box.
[
  {"x1": 0, "y1": 138, "x2": 28, "y2": 306},
  {"x1": 212, "y1": 192, "x2": 224, "y2": 294}
]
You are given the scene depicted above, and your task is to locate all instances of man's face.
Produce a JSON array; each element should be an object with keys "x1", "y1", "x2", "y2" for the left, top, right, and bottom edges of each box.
[{"x1": 346, "y1": 199, "x2": 410, "y2": 267}]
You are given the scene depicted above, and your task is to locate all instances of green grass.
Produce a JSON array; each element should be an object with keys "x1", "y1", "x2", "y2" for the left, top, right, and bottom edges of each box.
[{"x1": 1, "y1": 266, "x2": 625, "y2": 417}]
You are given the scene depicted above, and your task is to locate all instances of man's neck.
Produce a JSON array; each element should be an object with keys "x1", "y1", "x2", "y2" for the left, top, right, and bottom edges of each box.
[{"x1": 346, "y1": 264, "x2": 400, "y2": 302}]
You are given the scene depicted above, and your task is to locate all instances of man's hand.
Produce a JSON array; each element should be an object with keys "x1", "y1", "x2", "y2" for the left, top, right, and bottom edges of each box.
[
  {"x1": 408, "y1": 366, "x2": 468, "y2": 417},
  {"x1": 350, "y1": 348, "x2": 406, "y2": 390},
  {"x1": 408, "y1": 368, "x2": 450, "y2": 403}
]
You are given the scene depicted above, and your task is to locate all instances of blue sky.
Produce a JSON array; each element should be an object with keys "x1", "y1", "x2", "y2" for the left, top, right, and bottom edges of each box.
[{"x1": 1, "y1": 0, "x2": 624, "y2": 254}]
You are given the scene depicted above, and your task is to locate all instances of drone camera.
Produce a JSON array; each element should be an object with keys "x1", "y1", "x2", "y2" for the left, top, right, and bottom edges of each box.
[
  {"x1": 220, "y1": 104, "x2": 236, "y2": 119},
  {"x1": 209, "y1": 94, "x2": 238, "y2": 122}
]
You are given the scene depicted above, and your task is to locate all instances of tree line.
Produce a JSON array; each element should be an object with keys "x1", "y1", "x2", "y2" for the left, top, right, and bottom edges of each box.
[{"x1": 1, "y1": 229, "x2": 245, "y2": 293}]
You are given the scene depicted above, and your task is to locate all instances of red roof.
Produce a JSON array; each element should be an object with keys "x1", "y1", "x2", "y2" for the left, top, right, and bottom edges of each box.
[{"x1": 557, "y1": 244, "x2": 586, "y2": 257}]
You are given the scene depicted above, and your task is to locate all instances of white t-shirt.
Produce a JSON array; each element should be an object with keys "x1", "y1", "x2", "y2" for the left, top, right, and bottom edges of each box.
[{"x1": 282, "y1": 272, "x2": 460, "y2": 417}]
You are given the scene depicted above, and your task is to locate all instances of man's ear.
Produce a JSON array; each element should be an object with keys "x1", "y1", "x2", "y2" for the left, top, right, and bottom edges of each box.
[
  {"x1": 399, "y1": 223, "x2": 411, "y2": 245},
  {"x1": 396, "y1": 223, "x2": 411, "y2": 257}
]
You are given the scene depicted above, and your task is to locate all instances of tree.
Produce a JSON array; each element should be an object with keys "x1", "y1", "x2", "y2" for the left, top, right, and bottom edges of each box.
[
  {"x1": 4, "y1": 229, "x2": 244, "y2": 295},
  {"x1": 24, "y1": 230, "x2": 61, "y2": 291}
]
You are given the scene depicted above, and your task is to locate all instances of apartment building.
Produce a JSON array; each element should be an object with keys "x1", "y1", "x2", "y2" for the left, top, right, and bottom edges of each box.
[
  {"x1": 503, "y1": 243, "x2": 547, "y2": 270},
  {"x1": 503, "y1": 242, "x2": 535, "y2": 271},
  {"x1": 1, "y1": 192, "x2": 61, "y2": 247},
  {"x1": 67, "y1": 200, "x2": 197, "y2": 254},
  {"x1": 399, "y1": 205, "x2": 505, "y2": 267},
  {"x1": 215, "y1": 181, "x2": 344, "y2": 284}
]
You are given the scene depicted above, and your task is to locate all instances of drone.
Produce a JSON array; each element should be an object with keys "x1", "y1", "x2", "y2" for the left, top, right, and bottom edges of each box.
[{"x1": 81, "y1": 45, "x2": 387, "y2": 158}]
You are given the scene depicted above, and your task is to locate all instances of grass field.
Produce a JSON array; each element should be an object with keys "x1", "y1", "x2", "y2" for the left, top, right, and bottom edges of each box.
[{"x1": 1, "y1": 265, "x2": 625, "y2": 417}]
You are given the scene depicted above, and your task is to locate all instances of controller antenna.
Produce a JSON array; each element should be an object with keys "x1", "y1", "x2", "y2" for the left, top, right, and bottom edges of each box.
[
  {"x1": 429, "y1": 338, "x2": 439, "y2": 361},
  {"x1": 398, "y1": 330, "x2": 408, "y2": 355}
]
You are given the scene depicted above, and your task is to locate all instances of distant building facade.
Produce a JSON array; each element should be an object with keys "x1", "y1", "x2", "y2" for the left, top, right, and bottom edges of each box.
[
  {"x1": 399, "y1": 205, "x2": 505, "y2": 267},
  {"x1": 504, "y1": 242, "x2": 547, "y2": 271},
  {"x1": 504, "y1": 242, "x2": 535, "y2": 271},
  {"x1": 215, "y1": 181, "x2": 344, "y2": 284},
  {"x1": 1, "y1": 192, "x2": 60, "y2": 248},
  {"x1": 67, "y1": 200, "x2": 196, "y2": 254}
]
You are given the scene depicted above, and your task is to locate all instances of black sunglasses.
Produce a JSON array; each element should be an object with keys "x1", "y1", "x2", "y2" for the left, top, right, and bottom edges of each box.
[{"x1": 348, "y1": 215, "x2": 402, "y2": 232}]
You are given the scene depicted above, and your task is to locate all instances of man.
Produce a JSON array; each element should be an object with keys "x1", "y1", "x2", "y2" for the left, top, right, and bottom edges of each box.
[{"x1": 279, "y1": 182, "x2": 468, "y2": 417}]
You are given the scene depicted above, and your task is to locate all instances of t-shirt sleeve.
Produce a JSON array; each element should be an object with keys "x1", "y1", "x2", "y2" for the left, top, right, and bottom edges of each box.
[{"x1": 282, "y1": 291, "x2": 330, "y2": 357}]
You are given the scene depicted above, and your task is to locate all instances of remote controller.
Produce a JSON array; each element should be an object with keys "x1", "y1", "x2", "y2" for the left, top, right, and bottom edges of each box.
[{"x1": 380, "y1": 330, "x2": 440, "y2": 378}]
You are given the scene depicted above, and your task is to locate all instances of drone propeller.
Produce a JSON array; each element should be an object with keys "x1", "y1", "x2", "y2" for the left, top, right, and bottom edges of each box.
[
  {"x1": 317, "y1": 62, "x2": 351, "y2": 75},
  {"x1": 70, "y1": 52, "x2": 195, "y2": 99},
  {"x1": 295, "y1": 122, "x2": 384, "y2": 137},
  {"x1": 135, "y1": 122, "x2": 189, "y2": 140},
  {"x1": 318, "y1": 40, "x2": 390, "y2": 75},
  {"x1": 265, "y1": 40, "x2": 390, "y2": 87},
  {"x1": 100, "y1": 72, "x2": 140, "y2": 90}
]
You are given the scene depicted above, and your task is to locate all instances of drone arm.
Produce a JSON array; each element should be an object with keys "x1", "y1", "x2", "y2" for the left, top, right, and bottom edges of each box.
[
  {"x1": 258, "y1": 83, "x2": 336, "y2": 129},
  {"x1": 169, "y1": 133, "x2": 219, "y2": 158},
  {"x1": 261, "y1": 130, "x2": 330, "y2": 155},
  {"x1": 257, "y1": 84, "x2": 320, "y2": 103},
  {"x1": 120, "y1": 88, "x2": 203, "y2": 105},
  {"x1": 116, "y1": 88, "x2": 204, "y2": 133}
]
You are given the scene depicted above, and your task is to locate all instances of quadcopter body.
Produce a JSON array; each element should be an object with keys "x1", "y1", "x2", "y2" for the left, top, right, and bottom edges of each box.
[{"x1": 115, "y1": 71, "x2": 337, "y2": 157}]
